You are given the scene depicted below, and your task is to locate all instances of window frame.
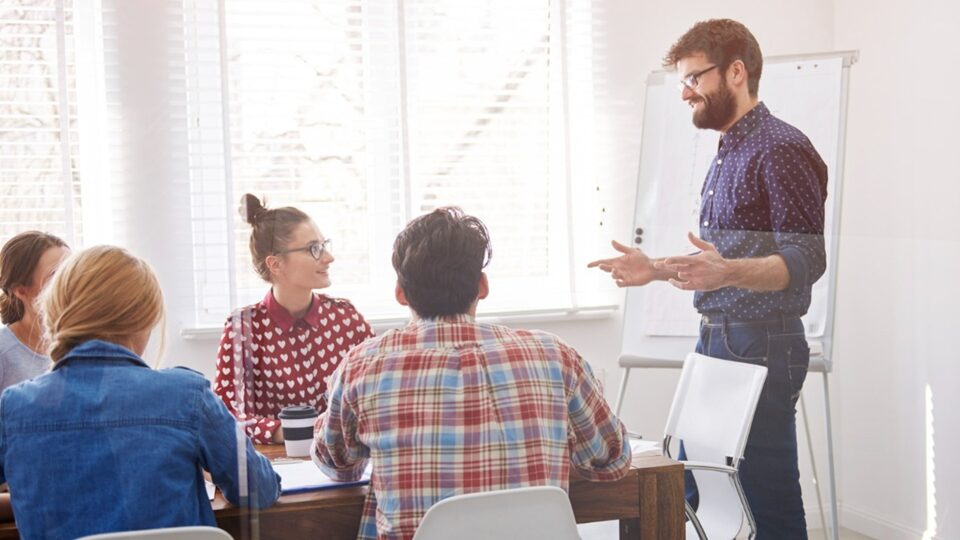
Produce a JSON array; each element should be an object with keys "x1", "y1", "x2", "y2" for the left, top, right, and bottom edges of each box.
[{"x1": 155, "y1": 0, "x2": 616, "y2": 334}]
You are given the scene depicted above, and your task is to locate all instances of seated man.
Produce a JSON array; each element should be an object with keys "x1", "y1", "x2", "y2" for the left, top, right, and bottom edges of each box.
[{"x1": 312, "y1": 207, "x2": 630, "y2": 539}]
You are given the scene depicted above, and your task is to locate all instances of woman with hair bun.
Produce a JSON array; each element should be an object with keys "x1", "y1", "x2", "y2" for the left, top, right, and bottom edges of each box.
[
  {"x1": 0, "y1": 246, "x2": 280, "y2": 540},
  {"x1": 0, "y1": 231, "x2": 69, "y2": 393},
  {"x1": 215, "y1": 194, "x2": 373, "y2": 444}
]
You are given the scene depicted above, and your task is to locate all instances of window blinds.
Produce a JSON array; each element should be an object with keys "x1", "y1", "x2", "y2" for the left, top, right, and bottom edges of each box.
[
  {"x1": 0, "y1": 0, "x2": 82, "y2": 245},
  {"x1": 181, "y1": 0, "x2": 604, "y2": 325}
]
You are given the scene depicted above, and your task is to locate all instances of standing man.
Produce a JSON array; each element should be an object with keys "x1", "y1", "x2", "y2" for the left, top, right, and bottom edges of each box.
[
  {"x1": 589, "y1": 19, "x2": 826, "y2": 538},
  {"x1": 314, "y1": 207, "x2": 630, "y2": 540}
]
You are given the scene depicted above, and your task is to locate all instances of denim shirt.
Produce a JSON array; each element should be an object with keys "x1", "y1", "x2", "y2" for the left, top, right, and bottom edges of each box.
[{"x1": 0, "y1": 340, "x2": 281, "y2": 540}]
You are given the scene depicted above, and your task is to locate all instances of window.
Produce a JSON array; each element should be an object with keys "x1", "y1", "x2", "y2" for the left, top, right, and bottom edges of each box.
[
  {"x1": 0, "y1": 0, "x2": 82, "y2": 246},
  {"x1": 183, "y1": 0, "x2": 608, "y2": 327}
]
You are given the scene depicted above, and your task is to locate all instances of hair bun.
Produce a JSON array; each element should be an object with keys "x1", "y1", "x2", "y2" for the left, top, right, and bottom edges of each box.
[
  {"x1": 241, "y1": 193, "x2": 267, "y2": 225},
  {"x1": 0, "y1": 287, "x2": 23, "y2": 325}
]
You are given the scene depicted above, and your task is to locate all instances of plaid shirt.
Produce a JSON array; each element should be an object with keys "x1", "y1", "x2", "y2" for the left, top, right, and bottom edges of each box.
[{"x1": 312, "y1": 314, "x2": 630, "y2": 540}]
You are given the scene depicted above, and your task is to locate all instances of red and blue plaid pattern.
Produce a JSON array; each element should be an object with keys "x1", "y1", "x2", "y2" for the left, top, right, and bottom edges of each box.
[{"x1": 312, "y1": 314, "x2": 630, "y2": 539}]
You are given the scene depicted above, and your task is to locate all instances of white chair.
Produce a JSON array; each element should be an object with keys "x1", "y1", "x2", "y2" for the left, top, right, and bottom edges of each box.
[
  {"x1": 77, "y1": 526, "x2": 233, "y2": 540},
  {"x1": 615, "y1": 343, "x2": 839, "y2": 540},
  {"x1": 662, "y1": 352, "x2": 767, "y2": 540},
  {"x1": 412, "y1": 486, "x2": 580, "y2": 540}
]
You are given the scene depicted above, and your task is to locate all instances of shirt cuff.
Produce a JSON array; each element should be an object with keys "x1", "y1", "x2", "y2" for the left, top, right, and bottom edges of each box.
[
  {"x1": 777, "y1": 245, "x2": 810, "y2": 296},
  {"x1": 573, "y1": 424, "x2": 631, "y2": 482},
  {"x1": 311, "y1": 438, "x2": 367, "y2": 482}
]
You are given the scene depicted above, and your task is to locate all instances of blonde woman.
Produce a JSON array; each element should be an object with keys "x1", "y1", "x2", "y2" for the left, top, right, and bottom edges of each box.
[{"x1": 0, "y1": 246, "x2": 280, "y2": 540}]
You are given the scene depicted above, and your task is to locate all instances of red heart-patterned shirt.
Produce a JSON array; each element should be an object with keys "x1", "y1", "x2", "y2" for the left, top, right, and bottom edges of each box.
[{"x1": 214, "y1": 290, "x2": 374, "y2": 444}]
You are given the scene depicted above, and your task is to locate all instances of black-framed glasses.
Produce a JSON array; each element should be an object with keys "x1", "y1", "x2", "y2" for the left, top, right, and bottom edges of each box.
[
  {"x1": 278, "y1": 238, "x2": 332, "y2": 261},
  {"x1": 678, "y1": 64, "x2": 718, "y2": 92}
]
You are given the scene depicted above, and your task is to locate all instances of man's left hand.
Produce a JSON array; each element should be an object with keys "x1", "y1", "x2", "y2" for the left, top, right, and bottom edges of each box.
[{"x1": 656, "y1": 232, "x2": 731, "y2": 291}]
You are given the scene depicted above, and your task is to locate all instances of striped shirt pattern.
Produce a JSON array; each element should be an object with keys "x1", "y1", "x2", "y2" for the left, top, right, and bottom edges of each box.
[{"x1": 312, "y1": 314, "x2": 630, "y2": 540}]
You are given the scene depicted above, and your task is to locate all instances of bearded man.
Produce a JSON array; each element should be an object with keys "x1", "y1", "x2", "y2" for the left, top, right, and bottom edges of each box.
[{"x1": 589, "y1": 19, "x2": 828, "y2": 539}]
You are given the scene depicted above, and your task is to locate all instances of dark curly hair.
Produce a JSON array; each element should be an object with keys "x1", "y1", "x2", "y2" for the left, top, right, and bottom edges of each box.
[
  {"x1": 392, "y1": 207, "x2": 491, "y2": 318},
  {"x1": 663, "y1": 19, "x2": 763, "y2": 97}
]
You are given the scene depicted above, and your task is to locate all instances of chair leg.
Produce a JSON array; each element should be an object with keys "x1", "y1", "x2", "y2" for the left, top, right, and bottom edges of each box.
[
  {"x1": 731, "y1": 473, "x2": 756, "y2": 540},
  {"x1": 799, "y1": 391, "x2": 828, "y2": 540},
  {"x1": 614, "y1": 367, "x2": 631, "y2": 418},
  {"x1": 822, "y1": 372, "x2": 840, "y2": 540},
  {"x1": 685, "y1": 500, "x2": 707, "y2": 540}
]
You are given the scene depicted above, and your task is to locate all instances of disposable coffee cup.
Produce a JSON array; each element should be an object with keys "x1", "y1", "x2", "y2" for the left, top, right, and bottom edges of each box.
[{"x1": 278, "y1": 405, "x2": 319, "y2": 457}]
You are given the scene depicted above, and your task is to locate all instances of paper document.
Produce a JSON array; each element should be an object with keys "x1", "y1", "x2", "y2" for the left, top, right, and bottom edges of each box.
[
  {"x1": 272, "y1": 460, "x2": 372, "y2": 494},
  {"x1": 205, "y1": 480, "x2": 216, "y2": 500},
  {"x1": 629, "y1": 439, "x2": 662, "y2": 461}
]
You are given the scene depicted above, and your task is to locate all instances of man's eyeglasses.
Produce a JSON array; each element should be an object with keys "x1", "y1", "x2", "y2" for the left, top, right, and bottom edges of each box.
[
  {"x1": 278, "y1": 238, "x2": 332, "y2": 261},
  {"x1": 678, "y1": 65, "x2": 718, "y2": 92}
]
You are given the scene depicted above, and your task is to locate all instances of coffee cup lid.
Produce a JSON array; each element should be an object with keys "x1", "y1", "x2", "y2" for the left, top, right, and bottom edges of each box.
[{"x1": 278, "y1": 405, "x2": 319, "y2": 420}]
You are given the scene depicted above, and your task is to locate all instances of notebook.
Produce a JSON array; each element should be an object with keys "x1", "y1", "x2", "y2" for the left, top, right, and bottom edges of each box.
[
  {"x1": 272, "y1": 459, "x2": 372, "y2": 494},
  {"x1": 629, "y1": 438, "x2": 662, "y2": 461}
]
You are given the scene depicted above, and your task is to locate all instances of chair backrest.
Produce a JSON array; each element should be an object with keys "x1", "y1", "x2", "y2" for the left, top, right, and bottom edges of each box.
[
  {"x1": 664, "y1": 352, "x2": 767, "y2": 463},
  {"x1": 76, "y1": 526, "x2": 233, "y2": 540},
  {"x1": 412, "y1": 486, "x2": 580, "y2": 540}
]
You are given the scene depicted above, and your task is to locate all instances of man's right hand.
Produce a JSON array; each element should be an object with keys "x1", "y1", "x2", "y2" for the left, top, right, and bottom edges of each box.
[{"x1": 587, "y1": 240, "x2": 660, "y2": 287}]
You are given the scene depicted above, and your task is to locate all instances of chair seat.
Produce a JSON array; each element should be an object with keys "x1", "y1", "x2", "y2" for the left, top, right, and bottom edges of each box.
[
  {"x1": 412, "y1": 486, "x2": 580, "y2": 540},
  {"x1": 77, "y1": 526, "x2": 232, "y2": 540}
]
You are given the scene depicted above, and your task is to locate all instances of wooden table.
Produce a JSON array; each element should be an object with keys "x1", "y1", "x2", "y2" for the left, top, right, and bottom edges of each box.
[
  {"x1": 0, "y1": 446, "x2": 683, "y2": 540},
  {"x1": 214, "y1": 445, "x2": 684, "y2": 540}
]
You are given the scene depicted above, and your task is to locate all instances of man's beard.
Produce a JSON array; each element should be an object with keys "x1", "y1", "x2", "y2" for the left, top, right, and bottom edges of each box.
[{"x1": 690, "y1": 80, "x2": 737, "y2": 130}]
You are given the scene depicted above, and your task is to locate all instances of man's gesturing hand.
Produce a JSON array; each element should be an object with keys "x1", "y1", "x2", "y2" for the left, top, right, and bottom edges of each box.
[
  {"x1": 656, "y1": 232, "x2": 731, "y2": 291},
  {"x1": 587, "y1": 240, "x2": 659, "y2": 288}
]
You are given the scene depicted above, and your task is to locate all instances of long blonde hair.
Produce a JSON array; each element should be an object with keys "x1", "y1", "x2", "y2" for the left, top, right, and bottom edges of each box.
[{"x1": 40, "y1": 246, "x2": 165, "y2": 363}]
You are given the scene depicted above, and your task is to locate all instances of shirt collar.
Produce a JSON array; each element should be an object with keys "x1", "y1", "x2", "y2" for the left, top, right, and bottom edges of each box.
[
  {"x1": 53, "y1": 339, "x2": 149, "y2": 371},
  {"x1": 263, "y1": 289, "x2": 323, "y2": 331},
  {"x1": 719, "y1": 101, "x2": 769, "y2": 154},
  {"x1": 408, "y1": 313, "x2": 476, "y2": 326}
]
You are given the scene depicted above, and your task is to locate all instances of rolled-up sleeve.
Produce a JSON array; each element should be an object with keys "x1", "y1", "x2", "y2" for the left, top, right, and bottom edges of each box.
[
  {"x1": 198, "y1": 383, "x2": 281, "y2": 509},
  {"x1": 562, "y1": 346, "x2": 630, "y2": 482},
  {"x1": 762, "y1": 143, "x2": 828, "y2": 294},
  {"x1": 311, "y1": 364, "x2": 369, "y2": 482}
]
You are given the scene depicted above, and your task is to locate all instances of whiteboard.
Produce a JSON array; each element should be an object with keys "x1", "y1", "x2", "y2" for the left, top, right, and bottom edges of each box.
[{"x1": 620, "y1": 52, "x2": 856, "y2": 363}]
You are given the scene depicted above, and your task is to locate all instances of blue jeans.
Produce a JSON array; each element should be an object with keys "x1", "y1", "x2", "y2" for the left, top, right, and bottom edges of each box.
[{"x1": 681, "y1": 314, "x2": 809, "y2": 539}]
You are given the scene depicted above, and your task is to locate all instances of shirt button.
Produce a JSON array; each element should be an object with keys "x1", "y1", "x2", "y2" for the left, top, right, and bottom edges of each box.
[
  {"x1": 703, "y1": 220, "x2": 709, "y2": 226},
  {"x1": 717, "y1": 158, "x2": 723, "y2": 165},
  {"x1": 708, "y1": 190, "x2": 714, "y2": 196}
]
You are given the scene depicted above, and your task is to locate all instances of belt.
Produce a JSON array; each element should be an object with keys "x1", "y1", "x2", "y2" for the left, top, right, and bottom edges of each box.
[{"x1": 700, "y1": 312, "x2": 802, "y2": 326}]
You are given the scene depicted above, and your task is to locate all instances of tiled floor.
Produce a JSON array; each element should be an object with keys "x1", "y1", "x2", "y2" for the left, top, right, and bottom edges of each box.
[{"x1": 576, "y1": 521, "x2": 875, "y2": 539}]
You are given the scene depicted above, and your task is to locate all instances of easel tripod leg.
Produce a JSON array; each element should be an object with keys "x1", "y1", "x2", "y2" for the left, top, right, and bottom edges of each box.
[
  {"x1": 800, "y1": 391, "x2": 828, "y2": 540},
  {"x1": 615, "y1": 367, "x2": 631, "y2": 417},
  {"x1": 823, "y1": 372, "x2": 840, "y2": 540}
]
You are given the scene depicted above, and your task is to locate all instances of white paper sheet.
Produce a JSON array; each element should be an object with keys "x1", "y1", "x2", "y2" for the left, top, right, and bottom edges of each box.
[{"x1": 272, "y1": 460, "x2": 372, "y2": 494}]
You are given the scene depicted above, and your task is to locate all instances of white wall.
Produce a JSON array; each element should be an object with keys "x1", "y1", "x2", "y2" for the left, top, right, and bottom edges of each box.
[
  {"x1": 832, "y1": 1, "x2": 960, "y2": 538},
  {"x1": 589, "y1": 2, "x2": 960, "y2": 538}
]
